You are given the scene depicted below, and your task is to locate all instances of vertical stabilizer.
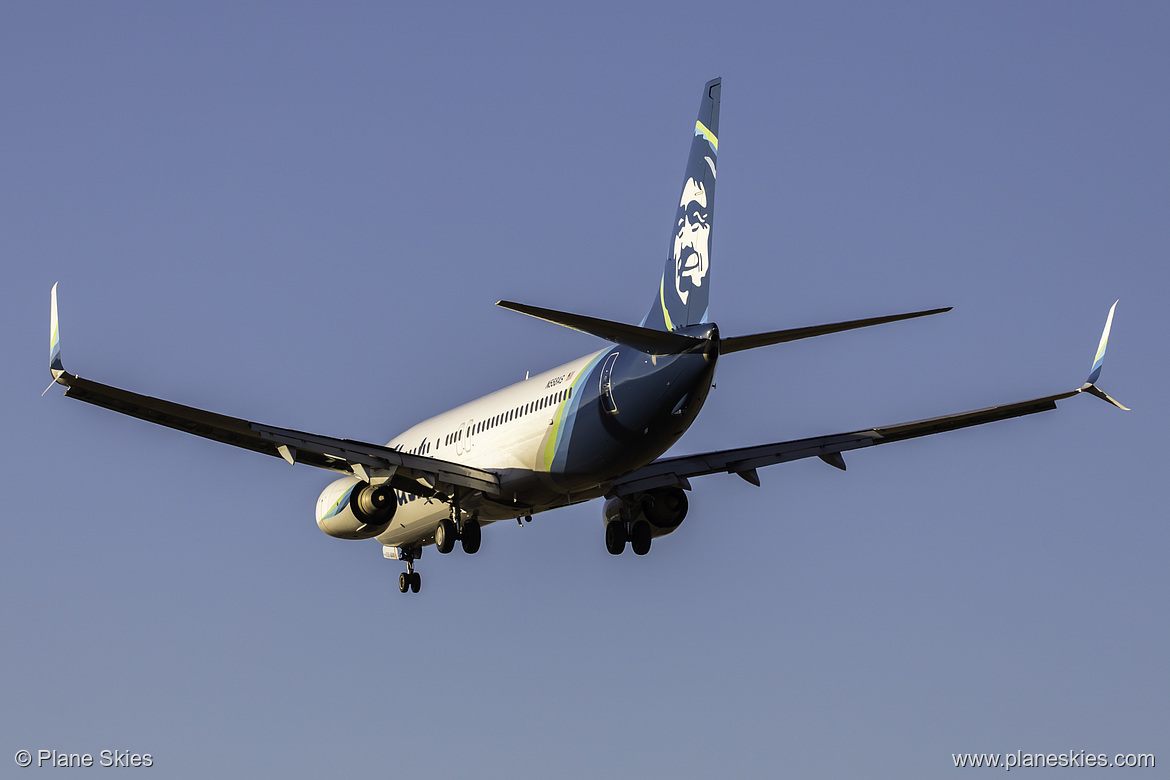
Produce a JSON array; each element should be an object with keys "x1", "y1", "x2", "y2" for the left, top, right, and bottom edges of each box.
[{"x1": 643, "y1": 78, "x2": 721, "y2": 332}]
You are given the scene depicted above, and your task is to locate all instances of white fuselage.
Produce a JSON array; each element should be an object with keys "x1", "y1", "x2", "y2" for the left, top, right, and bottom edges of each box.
[{"x1": 373, "y1": 349, "x2": 606, "y2": 547}]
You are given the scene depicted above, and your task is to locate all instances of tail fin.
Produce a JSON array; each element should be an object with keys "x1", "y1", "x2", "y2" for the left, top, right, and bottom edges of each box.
[{"x1": 643, "y1": 78, "x2": 721, "y2": 332}]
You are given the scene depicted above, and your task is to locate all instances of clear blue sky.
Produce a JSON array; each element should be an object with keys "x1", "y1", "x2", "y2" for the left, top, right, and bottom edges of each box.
[{"x1": 3, "y1": 2, "x2": 1166, "y2": 777}]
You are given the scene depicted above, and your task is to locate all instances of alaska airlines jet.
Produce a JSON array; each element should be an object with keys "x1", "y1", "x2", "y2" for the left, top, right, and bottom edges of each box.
[{"x1": 47, "y1": 79, "x2": 1127, "y2": 593}]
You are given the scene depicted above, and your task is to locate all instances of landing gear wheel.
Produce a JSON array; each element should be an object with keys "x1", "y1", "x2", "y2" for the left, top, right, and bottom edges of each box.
[
  {"x1": 399, "y1": 573, "x2": 410, "y2": 593},
  {"x1": 460, "y1": 518, "x2": 481, "y2": 554},
  {"x1": 409, "y1": 571, "x2": 421, "y2": 593},
  {"x1": 436, "y1": 518, "x2": 457, "y2": 554},
  {"x1": 605, "y1": 521, "x2": 627, "y2": 555},
  {"x1": 630, "y1": 520, "x2": 652, "y2": 555}
]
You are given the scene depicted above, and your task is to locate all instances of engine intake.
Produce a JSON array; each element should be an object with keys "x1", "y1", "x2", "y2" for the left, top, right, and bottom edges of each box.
[
  {"x1": 640, "y1": 486, "x2": 688, "y2": 531},
  {"x1": 602, "y1": 485, "x2": 689, "y2": 539},
  {"x1": 316, "y1": 476, "x2": 397, "y2": 540}
]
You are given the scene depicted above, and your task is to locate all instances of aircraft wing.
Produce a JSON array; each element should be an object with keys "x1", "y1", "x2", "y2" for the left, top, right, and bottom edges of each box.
[
  {"x1": 612, "y1": 388, "x2": 1085, "y2": 495},
  {"x1": 612, "y1": 303, "x2": 1128, "y2": 496},
  {"x1": 47, "y1": 285, "x2": 500, "y2": 499}
]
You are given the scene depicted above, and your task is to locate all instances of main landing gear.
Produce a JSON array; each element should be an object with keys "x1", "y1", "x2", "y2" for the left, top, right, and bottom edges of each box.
[
  {"x1": 605, "y1": 519, "x2": 652, "y2": 555},
  {"x1": 393, "y1": 496, "x2": 485, "y2": 595},
  {"x1": 435, "y1": 513, "x2": 482, "y2": 555}
]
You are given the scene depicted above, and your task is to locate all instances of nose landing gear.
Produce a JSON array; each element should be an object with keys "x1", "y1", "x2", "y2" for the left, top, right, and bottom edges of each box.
[
  {"x1": 385, "y1": 545, "x2": 423, "y2": 594},
  {"x1": 398, "y1": 568, "x2": 421, "y2": 593}
]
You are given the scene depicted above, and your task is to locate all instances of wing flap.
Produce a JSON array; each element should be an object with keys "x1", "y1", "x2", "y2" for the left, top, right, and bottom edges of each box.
[
  {"x1": 612, "y1": 386, "x2": 1102, "y2": 495},
  {"x1": 863, "y1": 392, "x2": 1076, "y2": 443},
  {"x1": 612, "y1": 432, "x2": 875, "y2": 495}
]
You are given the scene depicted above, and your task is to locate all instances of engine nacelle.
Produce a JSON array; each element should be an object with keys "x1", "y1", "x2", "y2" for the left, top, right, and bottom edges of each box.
[
  {"x1": 316, "y1": 476, "x2": 397, "y2": 540},
  {"x1": 603, "y1": 485, "x2": 689, "y2": 539}
]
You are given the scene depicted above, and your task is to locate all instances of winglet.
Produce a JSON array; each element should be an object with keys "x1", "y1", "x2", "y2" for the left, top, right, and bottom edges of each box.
[
  {"x1": 1081, "y1": 383, "x2": 1129, "y2": 411},
  {"x1": 48, "y1": 283, "x2": 69, "y2": 387},
  {"x1": 1086, "y1": 300, "x2": 1116, "y2": 385},
  {"x1": 1080, "y1": 300, "x2": 1128, "y2": 410}
]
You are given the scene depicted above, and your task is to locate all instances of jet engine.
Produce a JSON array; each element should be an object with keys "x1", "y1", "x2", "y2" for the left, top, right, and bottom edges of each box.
[
  {"x1": 316, "y1": 476, "x2": 397, "y2": 540},
  {"x1": 638, "y1": 485, "x2": 689, "y2": 534}
]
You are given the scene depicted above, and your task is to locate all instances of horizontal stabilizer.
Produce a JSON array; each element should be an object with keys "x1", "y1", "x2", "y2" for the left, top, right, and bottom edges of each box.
[
  {"x1": 720, "y1": 307, "x2": 951, "y2": 354},
  {"x1": 497, "y1": 300, "x2": 704, "y2": 354}
]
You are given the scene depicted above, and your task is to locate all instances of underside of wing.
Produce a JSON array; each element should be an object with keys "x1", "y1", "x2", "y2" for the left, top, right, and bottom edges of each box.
[
  {"x1": 612, "y1": 302, "x2": 1126, "y2": 496},
  {"x1": 611, "y1": 388, "x2": 1084, "y2": 496},
  {"x1": 58, "y1": 371, "x2": 501, "y2": 498},
  {"x1": 48, "y1": 286, "x2": 500, "y2": 501}
]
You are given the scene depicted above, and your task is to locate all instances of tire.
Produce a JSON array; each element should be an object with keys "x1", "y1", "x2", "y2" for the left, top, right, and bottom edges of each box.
[
  {"x1": 461, "y1": 519, "x2": 482, "y2": 554},
  {"x1": 630, "y1": 520, "x2": 652, "y2": 555},
  {"x1": 605, "y1": 521, "x2": 627, "y2": 555},
  {"x1": 399, "y1": 573, "x2": 409, "y2": 593},
  {"x1": 410, "y1": 572, "x2": 421, "y2": 593},
  {"x1": 436, "y1": 518, "x2": 456, "y2": 554}
]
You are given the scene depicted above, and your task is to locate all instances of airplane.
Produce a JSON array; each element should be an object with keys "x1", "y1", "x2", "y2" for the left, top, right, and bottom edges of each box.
[{"x1": 47, "y1": 78, "x2": 1127, "y2": 594}]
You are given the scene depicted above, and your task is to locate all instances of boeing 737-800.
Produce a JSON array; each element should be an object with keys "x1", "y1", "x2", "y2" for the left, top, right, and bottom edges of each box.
[{"x1": 48, "y1": 78, "x2": 1126, "y2": 593}]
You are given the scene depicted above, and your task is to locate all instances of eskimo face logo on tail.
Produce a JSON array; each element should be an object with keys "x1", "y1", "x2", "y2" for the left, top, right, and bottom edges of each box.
[
  {"x1": 644, "y1": 93, "x2": 719, "y2": 332},
  {"x1": 673, "y1": 176, "x2": 711, "y2": 305}
]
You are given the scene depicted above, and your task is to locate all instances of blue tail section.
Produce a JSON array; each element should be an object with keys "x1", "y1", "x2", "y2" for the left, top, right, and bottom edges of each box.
[{"x1": 643, "y1": 78, "x2": 721, "y2": 332}]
